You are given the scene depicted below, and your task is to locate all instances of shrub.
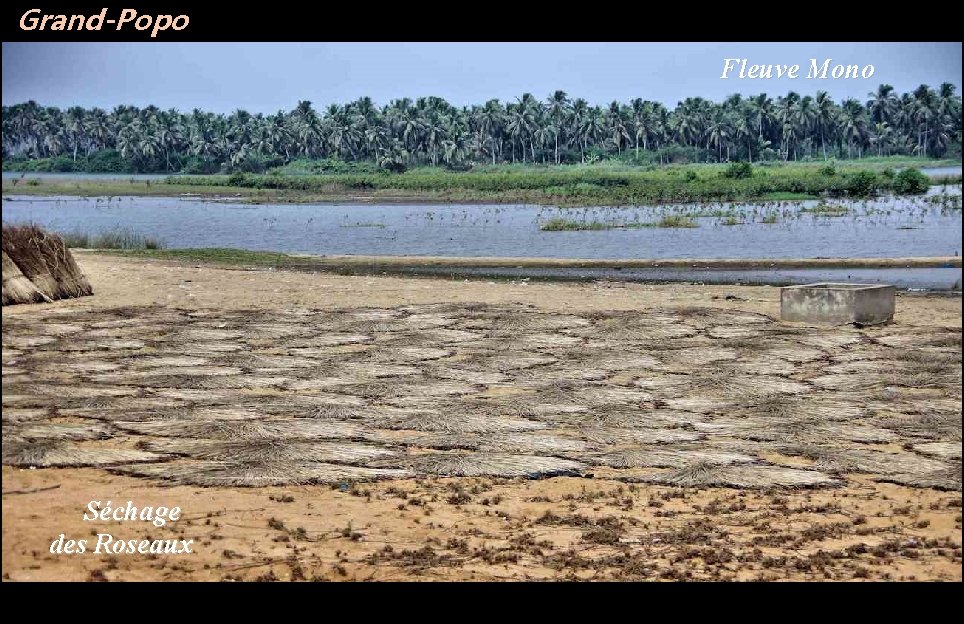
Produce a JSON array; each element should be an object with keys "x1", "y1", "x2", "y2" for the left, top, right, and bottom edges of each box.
[
  {"x1": 721, "y1": 162, "x2": 753, "y2": 179},
  {"x1": 35, "y1": 156, "x2": 77, "y2": 172},
  {"x1": 180, "y1": 155, "x2": 220, "y2": 175},
  {"x1": 845, "y1": 171, "x2": 879, "y2": 197},
  {"x1": 227, "y1": 172, "x2": 249, "y2": 187},
  {"x1": 85, "y1": 150, "x2": 133, "y2": 173},
  {"x1": 653, "y1": 145, "x2": 711, "y2": 164},
  {"x1": 892, "y1": 168, "x2": 929, "y2": 195},
  {"x1": 818, "y1": 163, "x2": 836, "y2": 177}
]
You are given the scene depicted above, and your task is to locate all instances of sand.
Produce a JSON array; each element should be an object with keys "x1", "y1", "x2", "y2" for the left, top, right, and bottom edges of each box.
[
  {"x1": 2, "y1": 252, "x2": 961, "y2": 582},
  {"x1": 3, "y1": 253, "x2": 961, "y2": 322}
]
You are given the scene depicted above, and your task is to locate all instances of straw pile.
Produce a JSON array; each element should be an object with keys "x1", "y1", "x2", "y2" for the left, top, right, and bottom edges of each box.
[
  {"x1": 2, "y1": 251, "x2": 51, "y2": 305},
  {"x1": 1, "y1": 224, "x2": 93, "y2": 304}
]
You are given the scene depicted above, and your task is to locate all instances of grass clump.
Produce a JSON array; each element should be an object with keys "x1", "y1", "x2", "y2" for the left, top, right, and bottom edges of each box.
[
  {"x1": 105, "y1": 248, "x2": 290, "y2": 266},
  {"x1": 802, "y1": 201, "x2": 848, "y2": 216},
  {"x1": 721, "y1": 162, "x2": 753, "y2": 179},
  {"x1": 540, "y1": 214, "x2": 698, "y2": 231},
  {"x1": 60, "y1": 228, "x2": 164, "y2": 250},
  {"x1": 760, "y1": 192, "x2": 819, "y2": 201},
  {"x1": 654, "y1": 214, "x2": 698, "y2": 228},
  {"x1": 540, "y1": 218, "x2": 610, "y2": 231}
]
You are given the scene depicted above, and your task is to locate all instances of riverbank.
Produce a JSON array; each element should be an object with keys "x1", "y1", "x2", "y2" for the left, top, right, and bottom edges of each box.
[
  {"x1": 78, "y1": 249, "x2": 960, "y2": 291},
  {"x1": 2, "y1": 252, "x2": 961, "y2": 581},
  {"x1": 90, "y1": 248, "x2": 959, "y2": 269},
  {"x1": 4, "y1": 159, "x2": 960, "y2": 206}
]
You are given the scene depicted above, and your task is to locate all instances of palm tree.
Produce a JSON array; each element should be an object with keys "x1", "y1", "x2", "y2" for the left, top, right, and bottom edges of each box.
[
  {"x1": 840, "y1": 99, "x2": 868, "y2": 158},
  {"x1": 867, "y1": 84, "x2": 897, "y2": 126},
  {"x1": 546, "y1": 90, "x2": 570, "y2": 164},
  {"x1": 706, "y1": 109, "x2": 729, "y2": 162},
  {"x1": 3, "y1": 84, "x2": 960, "y2": 170},
  {"x1": 814, "y1": 91, "x2": 837, "y2": 160}
]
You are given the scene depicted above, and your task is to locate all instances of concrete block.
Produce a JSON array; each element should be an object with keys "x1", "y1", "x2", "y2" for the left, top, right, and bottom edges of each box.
[{"x1": 780, "y1": 283, "x2": 895, "y2": 325}]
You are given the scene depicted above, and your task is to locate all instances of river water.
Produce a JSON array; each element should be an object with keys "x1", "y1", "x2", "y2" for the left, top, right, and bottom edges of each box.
[
  {"x1": 2, "y1": 188, "x2": 960, "y2": 258},
  {"x1": 2, "y1": 186, "x2": 961, "y2": 290}
]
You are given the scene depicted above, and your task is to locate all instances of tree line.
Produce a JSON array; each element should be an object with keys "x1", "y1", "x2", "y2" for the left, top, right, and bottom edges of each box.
[{"x1": 2, "y1": 84, "x2": 960, "y2": 174}]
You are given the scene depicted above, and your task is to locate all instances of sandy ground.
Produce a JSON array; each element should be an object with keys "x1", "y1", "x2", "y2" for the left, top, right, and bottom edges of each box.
[
  {"x1": 2, "y1": 253, "x2": 962, "y2": 582},
  {"x1": 4, "y1": 253, "x2": 963, "y2": 323}
]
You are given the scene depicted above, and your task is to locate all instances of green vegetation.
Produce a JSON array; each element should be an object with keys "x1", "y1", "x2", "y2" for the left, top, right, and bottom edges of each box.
[
  {"x1": 59, "y1": 228, "x2": 164, "y2": 249},
  {"x1": 653, "y1": 215, "x2": 698, "y2": 228},
  {"x1": 165, "y1": 163, "x2": 942, "y2": 205},
  {"x1": 802, "y1": 201, "x2": 849, "y2": 216},
  {"x1": 3, "y1": 83, "x2": 960, "y2": 174},
  {"x1": 540, "y1": 218, "x2": 610, "y2": 231},
  {"x1": 104, "y1": 248, "x2": 293, "y2": 265},
  {"x1": 722, "y1": 162, "x2": 753, "y2": 179},
  {"x1": 2, "y1": 150, "x2": 134, "y2": 173},
  {"x1": 3, "y1": 160, "x2": 951, "y2": 206},
  {"x1": 760, "y1": 191, "x2": 820, "y2": 201},
  {"x1": 844, "y1": 170, "x2": 879, "y2": 197},
  {"x1": 539, "y1": 214, "x2": 698, "y2": 230},
  {"x1": 892, "y1": 167, "x2": 931, "y2": 194}
]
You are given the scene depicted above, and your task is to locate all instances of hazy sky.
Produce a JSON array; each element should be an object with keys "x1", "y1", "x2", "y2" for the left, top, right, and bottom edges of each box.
[{"x1": 3, "y1": 42, "x2": 961, "y2": 113}]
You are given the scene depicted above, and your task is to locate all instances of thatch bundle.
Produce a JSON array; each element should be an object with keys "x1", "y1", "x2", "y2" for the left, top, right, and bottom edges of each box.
[
  {"x1": 588, "y1": 448, "x2": 755, "y2": 469},
  {"x1": 372, "y1": 408, "x2": 545, "y2": 434},
  {"x1": 115, "y1": 418, "x2": 368, "y2": 440},
  {"x1": 629, "y1": 462, "x2": 838, "y2": 488},
  {"x1": 113, "y1": 459, "x2": 413, "y2": 487},
  {"x1": 1, "y1": 438, "x2": 163, "y2": 468},
  {"x1": 1, "y1": 224, "x2": 92, "y2": 304},
  {"x1": 141, "y1": 438, "x2": 396, "y2": 464},
  {"x1": 2, "y1": 251, "x2": 52, "y2": 305},
  {"x1": 377, "y1": 452, "x2": 585, "y2": 478}
]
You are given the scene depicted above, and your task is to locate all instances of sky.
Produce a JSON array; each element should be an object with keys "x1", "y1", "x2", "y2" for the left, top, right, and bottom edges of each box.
[{"x1": 2, "y1": 42, "x2": 961, "y2": 113}]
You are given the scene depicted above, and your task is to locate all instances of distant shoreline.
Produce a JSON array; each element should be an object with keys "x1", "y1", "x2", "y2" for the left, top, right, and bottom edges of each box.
[{"x1": 4, "y1": 159, "x2": 961, "y2": 207}]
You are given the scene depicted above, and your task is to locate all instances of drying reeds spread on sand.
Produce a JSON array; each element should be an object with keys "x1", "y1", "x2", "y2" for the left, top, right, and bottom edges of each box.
[
  {"x1": 141, "y1": 438, "x2": 396, "y2": 464},
  {"x1": 113, "y1": 418, "x2": 369, "y2": 440},
  {"x1": 1, "y1": 438, "x2": 163, "y2": 468},
  {"x1": 587, "y1": 448, "x2": 756, "y2": 469},
  {"x1": 628, "y1": 462, "x2": 839, "y2": 488},
  {"x1": 2, "y1": 302, "x2": 961, "y2": 490},
  {"x1": 1, "y1": 224, "x2": 92, "y2": 304},
  {"x1": 376, "y1": 452, "x2": 585, "y2": 478},
  {"x1": 113, "y1": 459, "x2": 414, "y2": 487}
]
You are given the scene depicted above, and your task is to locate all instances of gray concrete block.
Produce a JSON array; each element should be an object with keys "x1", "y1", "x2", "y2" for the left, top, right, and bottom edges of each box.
[{"x1": 780, "y1": 283, "x2": 895, "y2": 325}]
